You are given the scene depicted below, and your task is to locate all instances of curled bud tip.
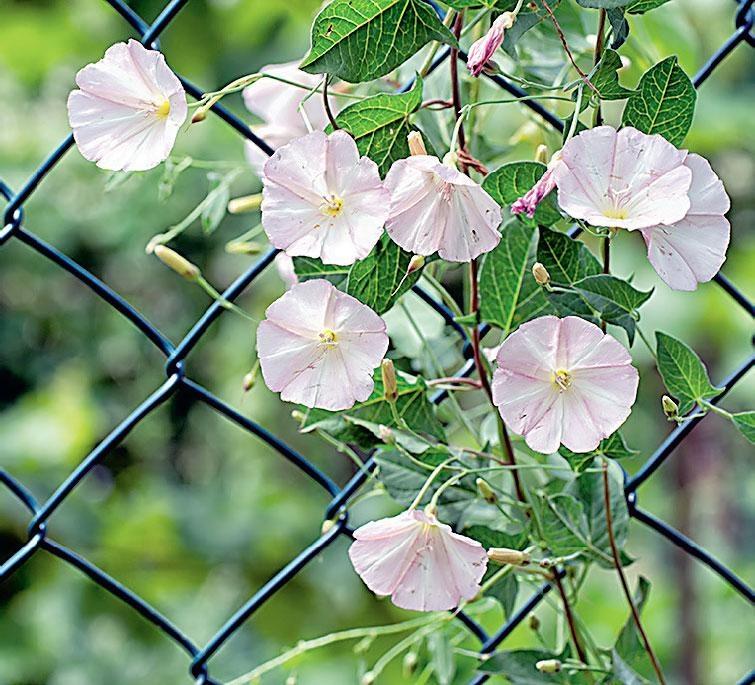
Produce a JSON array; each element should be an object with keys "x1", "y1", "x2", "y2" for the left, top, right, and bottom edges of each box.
[
  {"x1": 528, "y1": 614, "x2": 541, "y2": 631},
  {"x1": 487, "y1": 547, "x2": 530, "y2": 566},
  {"x1": 532, "y1": 262, "x2": 550, "y2": 286},
  {"x1": 227, "y1": 194, "x2": 263, "y2": 214},
  {"x1": 535, "y1": 144, "x2": 549, "y2": 165},
  {"x1": 407, "y1": 254, "x2": 425, "y2": 274},
  {"x1": 662, "y1": 395, "x2": 679, "y2": 419},
  {"x1": 154, "y1": 245, "x2": 200, "y2": 281},
  {"x1": 381, "y1": 359, "x2": 398, "y2": 403},
  {"x1": 191, "y1": 109, "x2": 207, "y2": 124},
  {"x1": 536, "y1": 659, "x2": 562, "y2": 674},
  {"x1": 475, "y1": 477, "x2": 498, "y2": 504},
  {"x1": 407, "y1": 131, "x2": 428, "y2": 156}
]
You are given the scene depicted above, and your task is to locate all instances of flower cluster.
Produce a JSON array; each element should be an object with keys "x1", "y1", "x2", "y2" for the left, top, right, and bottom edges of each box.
[{"x1": 63, "y1": 31, "x2": 742, "y2": 632}]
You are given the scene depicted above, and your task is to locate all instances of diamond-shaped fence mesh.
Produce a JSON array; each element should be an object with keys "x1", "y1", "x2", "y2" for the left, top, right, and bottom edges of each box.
[{"x1": 1, "y1": 1, "x2": 753, "y2": 683}]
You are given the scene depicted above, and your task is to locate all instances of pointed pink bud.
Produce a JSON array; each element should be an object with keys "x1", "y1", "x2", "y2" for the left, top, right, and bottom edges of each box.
[
  {"x1": 511, "y1": 153, "x2": 562, "y2": 218},
  {"x1": 467, "y1": 12, "x2": 515, "y2": 78}
]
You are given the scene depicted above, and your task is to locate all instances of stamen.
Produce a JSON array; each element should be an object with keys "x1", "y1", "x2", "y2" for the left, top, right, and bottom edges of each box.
[
  {"x1": 318, "y1": 328, "x2": 338, "y2": 348},
  {"x1": 552, "y1": 368, "x2": 572, "y2": 391},
  {"x1": 320, "y1": 194, "x2": 344, "y2": 217},
  {"x1": 156, "y1": 99, "x2": 171, "y2": 118}
]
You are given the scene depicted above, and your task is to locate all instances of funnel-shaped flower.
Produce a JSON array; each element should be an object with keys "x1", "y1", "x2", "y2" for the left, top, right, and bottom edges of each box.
[
  {"x1": 492, "y1": 315, "x2": 638, "y2": 454},
  {"x1": 262, "y1": 131, "x2": 390, "y2": 265},
  {"x1": 243, "y1": 61, "x2": 334, "y2": 173},
  {"x1": 384, "y1": 156, "x2": 502, "y2": 262},
  {"x1": 257, "y1": 279, "x2": 388, "y2": 410},
  {"x1": 554, "y1": 126, "x2": 693, "y2": 230},
  {"x1": 349, "y1": 509, "x2": 488, "y2": 611},
  {"x1": 67, "y1": 40, "x2": 187, "y2": 171},
  {"x1": 640, "y1": 154, "x2": 730, "y2": 291}
]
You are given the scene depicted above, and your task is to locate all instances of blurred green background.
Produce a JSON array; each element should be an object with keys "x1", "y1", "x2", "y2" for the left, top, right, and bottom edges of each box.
[{"x1": 0, "y1": 0, "x2": 752, "y2": 683}]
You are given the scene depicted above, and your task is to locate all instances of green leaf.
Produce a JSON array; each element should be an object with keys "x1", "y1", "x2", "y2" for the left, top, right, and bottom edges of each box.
[
  {"x1": 610, "y1": 650, "x2": 652, "y2": 685},
  {"x1": 567, "y1": 459, "x2": 629, "y2": 568},
  {"x1": 479, "y1": 221, "x2": 551, "y2": 333},
  {"x1": 374, "y1": 448, "x2": 475, "y2": 522},
  {"x1": 591, "y1": 49, "x2": 634, "y2": 101},
  {"x1": 330, "y1": 78, "x2": 423, "y2": 175},
  {"x1": 627, "y1": 0, "x2": 672, "y2": 13},
  {"x1": 292, "y1": 257, "x2": 349, "y2": 285},
  {"x1": 614, "y1": 576, "x2": 652, "y2": 668},
  {"x1": 572, "y1": 274, "x2": 653, "y2": 344},
  {"x1": 346, "y1": 235, "x2": 423, "y2": 314},
  {"x1": 621, "y1": 56, "x2": 696, "y2": 146},
  {"x1": 488, "y1": 572, "x2": 519, "y2": 619},
  {"x1": 560, "y1": 431, "x2": 638, "y2": 472},
  {"x1": 538, "y1": 493, "x2": 593, "y2": 558},
  {"x1": 606, "y1": 9, "x2": 629, "y2": 49},
  {"x1": 655, "y1": 332, "x2": 720, "y2": 415},
  {"x1": 299, "y1": 372, "x2": 444, "y2": 446},
  {"x1": 300, "y1": 0, "x2": 456, "y2": 83},
  {"x1": 465, "y1": 525, "x2": 527, "y2": 551},
  {"x1": 537, "y1": 228, "x2": 601, "y2": 324},
  {"x1": 484, "y1": 162, "x2": 562, "y2": 227},
  {"x1": 731, "y1": 411, "x2": 755, "y2": 444},
  {"x1": 427, "y1": 631, "x2": 456, "y2": 685}
]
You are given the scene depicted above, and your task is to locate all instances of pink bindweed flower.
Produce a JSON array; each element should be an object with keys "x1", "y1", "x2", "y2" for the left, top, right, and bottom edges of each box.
[
  {"x1": 640, "y1": 154, "x2": 730, "y2": 291},
  {"x1": 348, "y1": 508, "x2": 488, "y2": 612},
  {"x1": 256, "y1": 279, "x2": 389, "y2": 410},
  {"x1": 262, "y1": 130, "x2": 390, "y2": 265},
  {"x1": 242, "y1": 60, "x2": 335, "y2": 173},
  {"x1": 492, "y1": 315, "x2": 639, "y2": 454},
  {"x1": 67, "y1": 40, "x2": 187, "y2": 171},
  {"x1": 467, "y1": 12, "x2": 515, "y2": 77},
  {"x1": 553, "y1": 126, "x2": 693, "y2": 230},
  {"x1": 384, "y1": 156, "x2": 502, "y2": 262},
  {"x1": 511, "y1": 152, "x2": 562, "y2": 218}
]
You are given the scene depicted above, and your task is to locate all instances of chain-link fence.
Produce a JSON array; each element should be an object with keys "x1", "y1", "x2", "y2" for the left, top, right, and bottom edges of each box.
[{"x1": 1, "y1": 1, "x2": 753, "y2": 683}]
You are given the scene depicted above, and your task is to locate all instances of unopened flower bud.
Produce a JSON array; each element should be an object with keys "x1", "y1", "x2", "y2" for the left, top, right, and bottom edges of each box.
[
  {"x1": 442, "y1": 150, "x2": 458, "y2": 168},
  {"x1": 532, "y1": 262, "x2": 550, "y2": 286},
  {"x1": 662, "y1": 395, "x2": 678, "y2": 419},
  {"x1": 285, "y1": 676, "x2": 297, "y2": 685},
  {"x1": 407, "y1": 131, "x2": 428, "y2": 156},
  {"x1": 226, "y1": 240, "x2": 263, "y2": 255},
  {"x1": 227, "y1": 194, "x2": 263, "y2": 214},
  {"x1": 361, "y1": 671, "x2": 376, "y2": 685},
  {"x1": 321, "y1": 518, "x2": 336, "y2": 535},
  {"x1": 487, "y1": 547, "x2": 530, "y2": 566},
  {"x1": 403, "y1": 650, "x2": 419, "y2": 677},
  {"x1": 535, "y1": 144, "x2": 549, "y2": 165},
  {"x1": 528, "y1": 614, "x2": 541, "y2": 631},
  {"x1": 191, "y1": 109, "x2": 207, "y2": 124},
  {"x1": 378, "y1": 424, "x2": 395, "y2": 444},
  {"x1": 242, "y1": 371, "x2": 256, "y2": 392},
  {"x1": 476, "y1": 478, "x2": 498, "y2": 504},
  {"x1": 407, "y1": 254, "x2": 425, "y2": 275},
  {"x1": 154, "y1": 245, "x2": 200, "y2": 281},
  {"x1": 291, "y1": 410, "x2": 306, "y2": 423},
  {"x1": 536, "y1": 659, "x2": 561, "y2": 674},
  {"x1": 381, "y1": 359, "x2": 398, "y2": 403}
]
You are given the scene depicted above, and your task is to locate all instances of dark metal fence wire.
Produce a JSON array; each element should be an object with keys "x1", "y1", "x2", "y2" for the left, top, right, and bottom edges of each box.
[{"x1": 1, "y1": 1, "x2": 753, "y2": 683}]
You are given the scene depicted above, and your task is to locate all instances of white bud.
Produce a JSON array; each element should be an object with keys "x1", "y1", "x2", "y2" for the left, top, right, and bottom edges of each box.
[
  {"x1": 154, "y1": 245, "x2": 200, "y2": 281},
  {"x1": 536, "y1": 659, "x2": 562, "y2": 673},
  {"x1": 487, "y1": 547, "x2": 530, "y2": 566},
  {"x1": 407, "y1": 131, "x2": 428, "y2": 156},
  {"x1": 532, "y1": 262, "x2": 550, "y2": 286}
]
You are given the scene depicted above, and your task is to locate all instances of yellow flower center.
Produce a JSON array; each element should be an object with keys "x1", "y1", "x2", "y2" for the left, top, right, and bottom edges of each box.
[
  {"x1": 318, "y1": 328, "x2": 338, "y2": 348},
  {"x1": 320, "y1": 194, "x2": 344, "y2": 217},
  {"x1": 155, "y1": 99, "x2": 171, "y2": 119},
  {"x1": 552, "y1": 368, "x2": 573, "y2": 392},
  {"x1": 604, "y1": 206, "x2": 629, "y2": 220}
]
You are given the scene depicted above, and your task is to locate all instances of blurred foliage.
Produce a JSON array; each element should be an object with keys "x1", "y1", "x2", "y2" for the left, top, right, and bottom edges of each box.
[{"x1": 0, "y1": 0, "x2": 752, "y2": 684}]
